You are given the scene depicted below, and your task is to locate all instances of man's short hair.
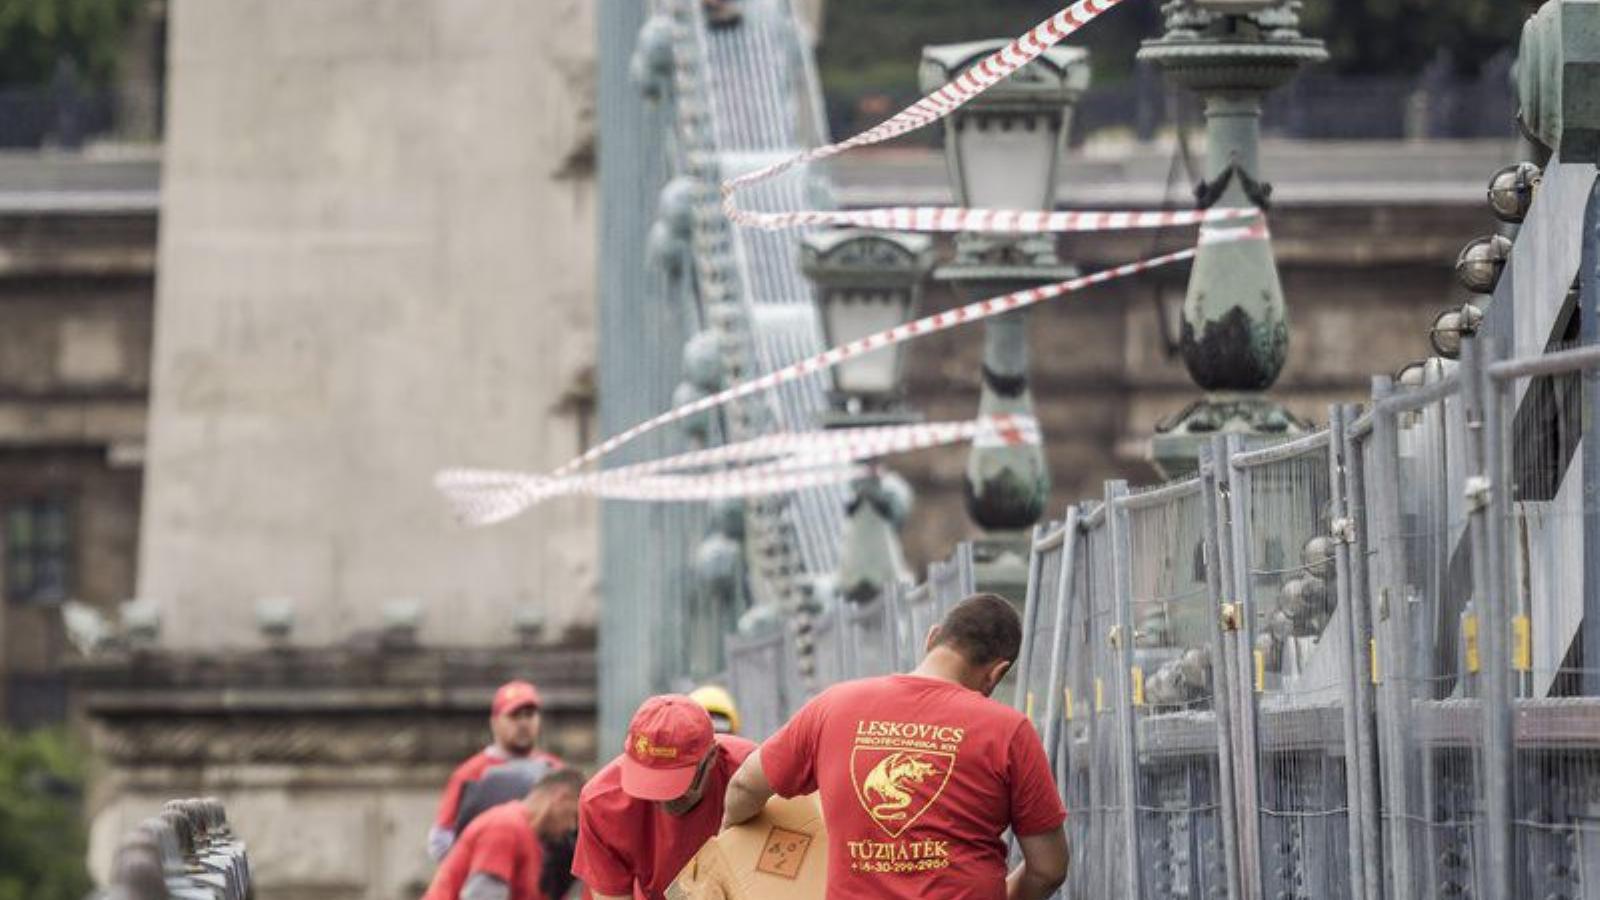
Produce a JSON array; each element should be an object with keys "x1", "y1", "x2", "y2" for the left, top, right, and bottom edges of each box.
[
  {"x1": 932, "y1": 593, "x2": 1022, "y2": 666},
  {"x1": 530, "y1": 767, "x2": 585, "y2": 797}
]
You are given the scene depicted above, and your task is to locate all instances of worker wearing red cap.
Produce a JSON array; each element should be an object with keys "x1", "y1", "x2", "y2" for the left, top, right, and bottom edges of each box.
[
  {"x1": 570, "y1": 694, "x2": 756, "y2": 900},
  {"x1": 430, "y1": 680, "x2": 566, "y2": 862}
]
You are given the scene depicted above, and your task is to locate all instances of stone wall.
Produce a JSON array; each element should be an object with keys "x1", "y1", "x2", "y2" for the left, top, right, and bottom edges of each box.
[
  {"x1": 77, "y1": 643, "x2": 597, "y2": 900},
  {"x1": 140, "y1": 0, "x2": 599, "y2": 649}
]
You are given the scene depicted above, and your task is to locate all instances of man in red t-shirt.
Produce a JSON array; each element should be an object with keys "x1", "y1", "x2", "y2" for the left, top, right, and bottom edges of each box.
[
  {"x1": 425, "y1": 768, "x2": 584, "y2": 900},
  {"x1": 722, "y1": 593, "x2": 1069, "y2": 900},
  {"x1": 571, "y1": 694, "x2": 756, "y2": 900},
  {"x1": 431, "y1": 680, "x2": 566, "y2": 861}
]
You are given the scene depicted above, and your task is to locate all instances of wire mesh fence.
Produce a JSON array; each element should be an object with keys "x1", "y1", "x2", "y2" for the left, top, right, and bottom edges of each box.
[
  {"x1": 840, "y1": 588, "x2": 893, "y2": 680},
  {"x1": 1484, "y1": 341, "x2": 1600, "y2": 900},
  {"x1": 1228, "y1": 432, "x2": 1355, "y2": 900},
  {"x1": 1118, "y1": 477, "x2": 1233, "y2": 900},
  {"x1": 722, "y1": 338, "x2": 1600, "y2": 900},
  {"x1": 1017, "y1": 518, "x2": 1069, "y2": 738},
  {"x1": 725, "y1": 626, "x2": 793, "y2": 740}
]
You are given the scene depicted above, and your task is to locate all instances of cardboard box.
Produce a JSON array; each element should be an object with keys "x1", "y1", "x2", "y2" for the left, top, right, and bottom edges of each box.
[{"x1": 668, "y1": 794, "x2": 827, "y2": 900}]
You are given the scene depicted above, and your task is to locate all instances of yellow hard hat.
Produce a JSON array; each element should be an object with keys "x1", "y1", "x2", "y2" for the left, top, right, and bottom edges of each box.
[{"x1": 689, "y1": 685, "x2": 741, "y2": 735}]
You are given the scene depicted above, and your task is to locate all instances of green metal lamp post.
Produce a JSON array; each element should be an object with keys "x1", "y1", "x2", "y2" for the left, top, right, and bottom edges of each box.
[
  {"x1": 800, "y1": 228, "x2": 936, "y2": 604},
  {"x1": 919, "y1": 41, "x2": 1089, "y2": 602},
  {"x1": 1138, "y1": 0, "x2": 1326, "y2": 477}
]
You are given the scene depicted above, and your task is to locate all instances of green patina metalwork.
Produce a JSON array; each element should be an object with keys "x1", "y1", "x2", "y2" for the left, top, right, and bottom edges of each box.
[
  {"x1": 1139, "y1": 0, "x2": 1326, "y2": 477},
  {"x1": 1518, "y1": 0, "x2": 1600, "y2": 164}
]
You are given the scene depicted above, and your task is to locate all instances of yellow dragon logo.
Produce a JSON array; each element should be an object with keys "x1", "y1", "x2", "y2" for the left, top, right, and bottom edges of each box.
[{"x1": 861, "y1": 752, "x2": 938, "y2": 821}]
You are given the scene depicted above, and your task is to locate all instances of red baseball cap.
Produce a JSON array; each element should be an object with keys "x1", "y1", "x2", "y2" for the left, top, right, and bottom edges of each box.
[
  {"x1": 491, "y1": 680, "x2": 542, "y2": 717},
  {"x1": 619, "y1": 695, "x2": 715, "y2": 801}
]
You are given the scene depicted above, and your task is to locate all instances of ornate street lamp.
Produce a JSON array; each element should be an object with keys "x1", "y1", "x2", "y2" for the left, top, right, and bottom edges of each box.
[
  {"x1": 801, "y1": 229, "x2": 935, "y2": 603},
  {"x1": 1138, "y1": 0, "x2": 1327, "y2": 477},
  {"x1": 920, "y1": 41, "x2": 1089, "y2": 601}
]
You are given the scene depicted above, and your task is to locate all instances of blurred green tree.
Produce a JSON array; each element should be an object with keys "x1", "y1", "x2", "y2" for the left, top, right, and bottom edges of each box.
[
  {"x1": 0, "y1": 729, "x2": 91, "y2": 900},
  {"x1": 818, "y1": 0, "x2": 1540, "y2": 99},
  {"x1": 0, "y1": 0, "x2": 144, "y2": 87}
]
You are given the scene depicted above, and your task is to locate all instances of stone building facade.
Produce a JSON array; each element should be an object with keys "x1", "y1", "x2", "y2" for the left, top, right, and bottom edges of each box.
[
  {"x1": 45, "y1": 2, "x2": 604, "y2": 899},
  {"x1": 0, "y1": 155, "x2": 157, "y2": 727}
]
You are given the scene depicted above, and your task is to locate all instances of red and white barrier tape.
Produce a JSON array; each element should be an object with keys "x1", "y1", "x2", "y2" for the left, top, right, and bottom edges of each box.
[
  {"x1": 433, "y1": 0, "x2": 1273, "y2": 517},
  {"x1": 438, "y1": 414, "x2": 1042, "y2": 523},
  {"x1": 726, "y1": 205, "x2": 1260, "y2": 234},
  {"x1": 720, "y1": 0, "x2": 1129, "y2": 226},
  {"x1": 552, "y1": 222, "x2": 1264, "y2": 478}
]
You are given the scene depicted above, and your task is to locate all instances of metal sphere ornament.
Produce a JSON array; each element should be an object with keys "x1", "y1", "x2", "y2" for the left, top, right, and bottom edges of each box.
[
  {"x1": 1486, "y1": 162, "x2": 1541, "y2": 224},
  {"x1": 1175, "y1": 647, "x2": 1210, "y2": 690},
  {"x1": 1282, "y1": 574, "x2": 1327, "y2": 615},
  {"x1": 708, "y1": 497, "x2": 744, "y2": 540},
  {"x1": 681, "y1": 331, "x2": 724, "y2": 392},
  {"x1": 692, "y1": 532, "x2": 742, "y2": 597},
  {"x1": 672, "y1": 381, "x2": 715, "y2": 444},
  {"x1": 645, "y1": 220, "x2": 687, "y2": 279},
  {"x1": 1266, "y1": 608, "x2": 1294, "y2": 641},
  {"x1": 1454, "y1": 235, "x2": 1512, "y2": 294},
  {"x1": 1301, "y1": 535, "x2": 1337, "y2": 580},
  {"x1": 658, "y1": 177, "x2": 699, "y2": 238},
  {"x1": 1395, "y1": 361, "x2": 1429, "y2": 389},
  {"x1": 1428, "y1": 303, "x2": 1483, "y2": 360}
]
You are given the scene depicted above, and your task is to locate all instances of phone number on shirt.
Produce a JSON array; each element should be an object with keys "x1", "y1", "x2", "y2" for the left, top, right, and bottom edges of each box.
[{"x1": 851, "y1": 858, "x2": 952, "y2": 874}]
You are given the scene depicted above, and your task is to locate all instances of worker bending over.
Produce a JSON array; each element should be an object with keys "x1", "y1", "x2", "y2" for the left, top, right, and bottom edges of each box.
[
  {"x1": 722, "y1": 593, "x2": 1069, "y2": 900},
  {"x1": 423, "y1": 768, "x2": 584, "y2": 900},
  {"x1": 572, "y1": 694, "x2": 756, "y2": 899},
  {"x1": 431, "y1": 680, "x2": 565, "y2": 861}
]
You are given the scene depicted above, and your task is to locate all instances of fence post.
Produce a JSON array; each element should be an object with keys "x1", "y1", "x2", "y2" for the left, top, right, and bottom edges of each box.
[
  {"x1": 1326, "y1": 405, "x2": 1371, "y2": 900},
  {"x1": 1201, "y1": 438, "x2": 1243, "y2": 900},
  {"x1": 1463, "y1": 336, "x2": 1515, "y2": 900},
  {"x1": 1579, "y1": 176, "x2": 1600, "y2": 697},
  {"x1": 1337, "y1": 403, "x2": 1384, "y2": 900},
  {"x1": 1369, "y1": 375, "x2": 1417, "y2": 900},
  {"x1": 1106, "y1": 480, "x2": 1144, "y2": 900},
  {"x1": 1222, "y1": 436, "x2": 1265, "y2": 900},
  {"x1": 1040, "y1": 507, "x2": 1080, "y2": 769},
  {"x1": 1014, "y1": 522, "x2": 1050, "y2": 712}
]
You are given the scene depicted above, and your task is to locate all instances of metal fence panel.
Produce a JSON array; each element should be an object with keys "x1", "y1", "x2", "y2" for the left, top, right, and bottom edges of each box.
[
  {"x1": 807, "y1": 602, "x2": 845, "y2": 689},
  {"x1": 726, "y1": 628, "x2": 790, "y2": 740},
  {"x1": 1366, "y1": 370, "x2": 1495, "y2": 900},
  {"x1": 1229, "y1": 433, "x2": 1354, "y2": 900},
  {"x1": 1058, "y1": 508, "x2": 1099, "y2": 900},
  {"x1": 1017, "y1": 520, "x2": 1068, "y2": 733},
  {"x1": 1116, "y1": 476, "x2": 1234, "y2": 900},
  {"x1": 841, "y1": 591, "x2": 894, "y2": 680},
  {"x1": 1084, "y1": 499, "x2": 1132, "y2": 900},
  {"x1": 889, "y1": 581, "x2": 933, "y2": 672},
  {"x1": 930, "y1": 542, "x2": 977, "y2": 618},
  {"x1": 1484, "y1": 338, "x2": 1600, "y2": 900}
]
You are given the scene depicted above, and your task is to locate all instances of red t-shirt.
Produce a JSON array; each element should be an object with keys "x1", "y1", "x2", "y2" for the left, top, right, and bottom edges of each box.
[
  {"x1": 571, "y1": 734, "x2": 756, "y2": 900},
  {"x1": 424, "y1": 802, "x2": 547, "y2": 900},
  {"x1": 437, "y1": 747, "x2": 566, "y2": 828},
  {"x1": 760, "y1": 674, "x2": 1066, "y2": 900}
]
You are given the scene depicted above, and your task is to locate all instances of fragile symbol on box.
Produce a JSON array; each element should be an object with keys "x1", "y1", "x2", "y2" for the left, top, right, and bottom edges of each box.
[{"x1": 756, "y1": 826, "x2": 812, "y2": 879}]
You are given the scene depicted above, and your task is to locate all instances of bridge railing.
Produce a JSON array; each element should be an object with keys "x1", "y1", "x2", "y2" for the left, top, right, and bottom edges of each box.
[
  {"x1": 724, "y1": 330, "x2": 1600, "y2": 900},
  {"x1": 105, "y1": 797, "x2": 251, "y2": 900}
]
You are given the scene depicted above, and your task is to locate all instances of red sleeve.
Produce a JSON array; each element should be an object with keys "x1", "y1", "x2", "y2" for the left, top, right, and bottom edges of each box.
[
  {"x1": 464, "y1": 822, "x2": 521, "y2": 884},
  {"x1": 1006, "y1": 719, "x2": 1067, "y2": 836},
  {"x1": 759, "y1": 693, "x2": 826, "y2": 797},
  {"x1": 435, "y1": 759, "x2": 475, "y2": 827},
  {"x1": 570, "y1": 796, "x2": 634, "y2": 897}
]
